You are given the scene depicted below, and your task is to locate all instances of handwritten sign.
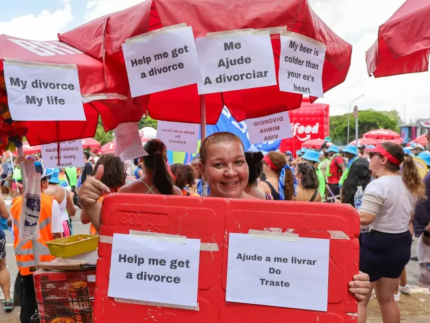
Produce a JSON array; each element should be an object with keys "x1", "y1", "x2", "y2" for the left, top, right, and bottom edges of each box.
[
  {"x1": 226, "y1": 233, "x2": 330, "y2": 311},
  {"x1": 246, "y1": 111, "x2": 293, "y2": 144},
  {"x1": 114, "y1": 123, "x2": 148, "y2": 162},
  {"x1": 3, "y1": 60, "x2": 85, "y2": 121},
  {"x1": 157, "y1": 121, "x2": 199, "y2": 153},
  {"x1": 108, "y1": 233, "x2": 200, "y2": 307},
  {"x1": 279, "y1": 32, "x2": 326, "y2": 98},
  {"x1": 41, "y1": 140, "x2": 84, "y2": 168},
  {"x1": 122, "y1": 25, "x2": 201, "y2": 97},
  {"x1": 196, "y1": 32, "x2": 276, "y2": 94}
]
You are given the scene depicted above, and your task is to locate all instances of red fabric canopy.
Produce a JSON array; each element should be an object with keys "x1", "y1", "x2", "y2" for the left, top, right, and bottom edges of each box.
[
  {"x1": 363, "y1": 129, "x2": 401, "y2": 140},
  {"x1": 81, "y1": 138, "x2": 101, "y2": 149},
  {"x1": 59, "y1": 0, "x2": 352, "y2": 124},
  {"x1": 99, "y1": 138, "x2": 149, "y2": 154},
  {"x1": 350, "y1": 137, "x2": 403, "y2": 146},
  {"x1": 408, "y1": 134, "x2": 428, "y2": 147},
  {"x1": 0, "y1": 35, "x2": 144, "y2": 147},
  {"x1": 366, "y1": 0, "x2": 430, "y2": 77},
  {"x1": 302, "y1": 139, "x2": 327, "y2": 149}
]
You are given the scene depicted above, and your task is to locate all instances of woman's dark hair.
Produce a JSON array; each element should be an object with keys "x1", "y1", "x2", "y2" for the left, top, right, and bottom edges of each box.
[
  {"x1": 93, "y1": 154, "x2": 126, "y2": 189},
  {"x1": 297, "y1": 163, "x2": 319, "y2": 190},
  {"x1": 379, "y1": 142, "x2": 426, "y2": 199},
  {"x1": 245, "y1": 151, "x2": 264, "y2": 186},
  {"x1": 174, "y1": 164, "x2": 195, "y2": 189},
  {"x1": 143, "y1": 139, "x2": 174, "y2": 195},
  {"x1": 170, "y1": 163, "x2": 181, "y2": 177},
  {"x1": 341, "y1": 158, "x2": 371, "y2": 206},
  {"x1": 266, "y1": 151, "x2": 294, "y2": 200}
]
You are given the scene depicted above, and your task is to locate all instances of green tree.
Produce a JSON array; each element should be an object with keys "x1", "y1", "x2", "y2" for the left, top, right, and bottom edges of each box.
[
  {"x1": 138, "y1": 116, "x2": 158, "y2": 130},
  {"x1": 94, "y1": 118, "x2": 114, "y2": 145},
  {"x1": 374, "y1": 109, "x2": 402, "y2": 124},
  {"x1": 330, "y1": 110, "x2": 399, "y2": 145}
]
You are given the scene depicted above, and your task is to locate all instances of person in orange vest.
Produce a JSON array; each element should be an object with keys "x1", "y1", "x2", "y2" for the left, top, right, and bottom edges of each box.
[{"x1": 10, "y1": 162, "x2": 64, "y2": 323}]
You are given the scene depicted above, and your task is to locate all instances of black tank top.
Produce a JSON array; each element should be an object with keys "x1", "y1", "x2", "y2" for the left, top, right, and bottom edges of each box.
[{"x1": 263, "y1": 181, "x2": 280, "y2": 200}]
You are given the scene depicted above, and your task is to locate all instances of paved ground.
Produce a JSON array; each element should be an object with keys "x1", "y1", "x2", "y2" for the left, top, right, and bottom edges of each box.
[{"x1": 0, "y1": 202, "x2": 427, "y2": 322}]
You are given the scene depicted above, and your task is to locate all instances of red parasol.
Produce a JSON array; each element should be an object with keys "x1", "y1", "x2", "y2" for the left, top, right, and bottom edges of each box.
[
  {"x1": 59, "y1": 0, "x2": 352, "y2": 125},
  {"x1": 302, "y1": 139, "x2": 328, "y2": 149},
  {"x1": 350, "y1": 137, "x2": 404, "y2": 146},
  {"x1": 12, "y1": 142, "x2": 41, "y2": 155},
  {"x1": 408, "y1": 134, "x2": 428, "y2": 147},
  {"x1": 363, "y1": 129, "x2": 401, "y2": 140},
  {"x1": 81, "y1": 138, "x2": 101, "y2": 150},
  {"x1": 99, "y1": 138, "x2": 149, "y2": 154},
  {"x1": 366, "y1": 0, "x2": 430, "y2": 77},
  {"x1": 0, "y1": 35, "x2": 145, "y2": 148}
]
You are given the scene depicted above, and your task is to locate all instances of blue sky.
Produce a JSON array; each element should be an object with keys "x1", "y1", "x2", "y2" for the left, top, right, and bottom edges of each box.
[{"x1": 0, "y1": 0, "x2": 429, "y2": 120}]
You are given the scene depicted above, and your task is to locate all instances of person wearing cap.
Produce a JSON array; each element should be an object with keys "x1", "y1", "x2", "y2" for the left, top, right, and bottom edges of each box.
[
  {"x1": 301, "y1": 150, "x2": 326, "y2": 198},
  {"x1": 291, "y1": 149, "x2": 304, "y2": 166},
  {"x1": 411, "y1": 143, "x2": 425, "y2": 156},
  {"x1": 358, "y1": 143, "x2": 426, "y2": 322},
  {"x1": 403, "y1": 147, "x2": 412, "y2": 156},
  {"x1": 325, "y1": 145, "x2": 345, "y2": 201},
  {"x1": 339, "y1": 145, "x2": 359, "y2": 188},
  {"x1": 10, "y1": 162, "x2": 63, "y2": 323},
  {"x1": 318, "y1": 150, "x2": 330, "y2": 184},
  {"x1": 44, "y1": 168, "x2": 77, "y2": 237}
]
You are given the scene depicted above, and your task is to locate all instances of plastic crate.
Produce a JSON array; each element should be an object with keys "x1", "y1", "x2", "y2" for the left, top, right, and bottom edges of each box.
[{"x1": 47, "y1": 234, "x2": 99, "y2": 258}]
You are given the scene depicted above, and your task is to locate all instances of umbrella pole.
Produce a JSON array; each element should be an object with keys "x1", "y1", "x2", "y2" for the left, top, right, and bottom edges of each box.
[{"x1": 200, "y1": 96, "x2": 206, "y2": 140}]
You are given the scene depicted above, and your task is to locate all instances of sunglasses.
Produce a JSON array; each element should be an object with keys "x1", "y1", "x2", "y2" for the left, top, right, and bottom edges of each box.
[{"x1": 369, "y1": 152, "x2": 383, "y2": 159}]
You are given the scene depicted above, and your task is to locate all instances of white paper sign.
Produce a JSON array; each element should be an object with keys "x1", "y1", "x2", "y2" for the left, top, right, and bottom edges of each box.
[
  {"x1": 41, "y1": 140, "x2": 85, "y2": 168},
  {"x1": 157, "y1": 121, "x2": 199, "y2": 153},
  {"x1": 226, "y1": 233, "x2": 330, "y2": 312},
  {"x1": 122, "y1": 26, "x2": 201, "y2": 97},
  {"x1": 246, "y1": 111, "x2": 293, "y2": 144},
  {"x1": 279, "y1": 32, "x2": 326, "y2": 97},
  {"x1": 113, "y1": 123, "x2": 148, "y2": 162},
  {"x1": 3, "y1": 61, "x2": 85, "y2": 121},
  {"x1": 196, "y1": 33, "x2": 277, "y2": 94},
  {"x1": 108, "y1": 233, "x2": 201, "y2": 307}
]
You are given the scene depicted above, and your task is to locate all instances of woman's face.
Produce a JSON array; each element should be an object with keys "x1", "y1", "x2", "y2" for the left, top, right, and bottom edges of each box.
[
  {"x1": 201, "y1": 141, "x2": 248, "y2": 199},
  {"x1": 369, "y1": 152, "x2": 385, "y2": 174}
]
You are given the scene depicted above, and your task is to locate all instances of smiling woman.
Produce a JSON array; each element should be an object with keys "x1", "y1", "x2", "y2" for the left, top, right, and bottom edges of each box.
[{"x1": 199, "y1": 132, "x2": 252, "y2": 199}]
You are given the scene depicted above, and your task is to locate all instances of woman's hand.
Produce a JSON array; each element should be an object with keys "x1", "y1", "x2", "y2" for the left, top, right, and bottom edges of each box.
[
  {"x1": 78, "y1": 165, "x2": 110, "y2": 207},
  {"x1": 349, "y1": 271, "x2": 370, "y2": 302}
]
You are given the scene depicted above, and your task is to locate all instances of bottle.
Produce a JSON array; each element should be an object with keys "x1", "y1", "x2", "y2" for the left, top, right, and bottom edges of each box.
[
  {"x1": 354, "y1": 186, "x2": 364, "y2": 210},
  {"x1": 19, "y1": 171, "x2": 41, "y2": 241},
  {"x1": 202, "y1": 181, "x2": 208, "y2": 197}
]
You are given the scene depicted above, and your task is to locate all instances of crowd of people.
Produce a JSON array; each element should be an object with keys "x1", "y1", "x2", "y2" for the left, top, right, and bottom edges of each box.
[{"x1": 0, "y1": 133, "x2": 429, "y2": 322}]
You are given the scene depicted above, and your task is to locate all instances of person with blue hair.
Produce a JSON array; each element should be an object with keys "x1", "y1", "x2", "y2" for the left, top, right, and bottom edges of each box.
[{"x1": 258, "y1": 151, "x2": 296, "y2": 200}]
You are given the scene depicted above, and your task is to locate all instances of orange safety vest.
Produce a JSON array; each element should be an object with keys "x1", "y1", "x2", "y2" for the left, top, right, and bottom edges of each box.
[{"x1": 11, "y1": 194, "x2": 56, "y2": 276}]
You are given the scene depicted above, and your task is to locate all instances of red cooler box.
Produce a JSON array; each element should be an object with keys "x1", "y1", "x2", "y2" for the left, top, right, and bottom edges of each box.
[
  {"x1": 34, "y1": 269, "x2": 96, "y2": 323},
  {"x1": 95, "y1": 194, "x2": 360, "y2": 323}
]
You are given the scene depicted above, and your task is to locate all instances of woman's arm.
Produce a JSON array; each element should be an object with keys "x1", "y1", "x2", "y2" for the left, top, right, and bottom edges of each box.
[
  {"x1": 66, "y1": 191, "x2": 77, "y2": 216},
  {"x1": 359, "y1": 211, "x2": 376, "y2": 225},
  {"x1": 0, "y1": 196, "x2": 10, "y2": 220}
]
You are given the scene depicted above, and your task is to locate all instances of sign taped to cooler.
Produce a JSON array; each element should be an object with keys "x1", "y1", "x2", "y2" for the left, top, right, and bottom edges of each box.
[{"x1": 95, "y1": 195, "x2": 359, "y2": 323}]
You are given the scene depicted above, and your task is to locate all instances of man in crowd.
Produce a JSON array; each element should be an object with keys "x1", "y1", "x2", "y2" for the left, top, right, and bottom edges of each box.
[
  {"x1": 325, "y1": 145, "x2": 345, "y2": 201},
  {"x1": 81, "y1": 152, "x2": 93, "y2": 185},
  {"x1": 10, "y1": 162, "x2": 63, "y2": 323}
]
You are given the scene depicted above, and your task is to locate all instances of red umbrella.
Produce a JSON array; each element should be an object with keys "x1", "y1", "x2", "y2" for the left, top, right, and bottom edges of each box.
[
  {"x1": 0, "y1": 35, "x2": 145, "y2": 147},
  {"x1": 349, "y1": 138, "x2": 381, "y2": 146},
  {"x1": 59, "y1": 0, "x2": 352, "y2": 125},
  {"x1": 99, "y1": 138, "x2": 149, "y2": 155},
  {"x1": 302, "y1": 139, "x2": 328, "y2": 149},
  {"x1": 81, "y1": 138, "x2": 101, "y2": 150},
  {"x1": 408, "y1": 134, "x2": 428, "y2": 147},
  {"x1": 11, "y1": 142, "x2": 41, "y2": 155},
  {"x1": 366, "y1": 0, "x2": 430, "y2": 77},
  {"x1": 363, "y1": 129, "x2": 401, "y2": 140}
]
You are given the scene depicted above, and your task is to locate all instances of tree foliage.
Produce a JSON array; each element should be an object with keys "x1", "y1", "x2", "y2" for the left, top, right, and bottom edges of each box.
[
  {"x1": 94, "y1": 118, "x2": 114, "y2": 146},
  {"x1": 330, "y1": 110, "x2": 399, "y2": 145},
  {"x1": 138, "y1": 116, "x2": 158, "y2": 130}
]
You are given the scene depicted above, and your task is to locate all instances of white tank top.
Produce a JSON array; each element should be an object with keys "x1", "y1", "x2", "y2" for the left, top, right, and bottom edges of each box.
[{"x1": 59, "y1": 187, "x2": 69, "y2": 222}]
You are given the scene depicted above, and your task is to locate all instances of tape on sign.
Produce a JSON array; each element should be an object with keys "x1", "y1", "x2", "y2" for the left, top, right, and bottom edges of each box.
[
  {"x1": 125, "y1": 24, "x2": 187, "y2": 43},
  {"x1": 327, "y1": 230, "x2": 350, "y2": 240},
  {"x1": 129, "y1": 230, "x2": 187, "y2": 244},
  {"x1": 248, "y1": 229, "x2": 299, "y2": 242}
]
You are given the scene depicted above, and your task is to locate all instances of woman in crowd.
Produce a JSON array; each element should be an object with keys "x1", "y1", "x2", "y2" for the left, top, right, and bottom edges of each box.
[
  {"x1": 257, "y1": 151, "x2": 295, "y2": 201},
  {"x1": 294, "y1": 163, "x2": 321, "y2": 202},
  {"x1": 133, "y1": 158, "x2": 144, "y2": 179},
  {"x1": 301, "y1": 150, "x2": 326, "y2": 198},
  {"x1": 340, "y1": 158, "x2": 371, "y2": 207},
  {"x1": 0, "y1": 195, "x2": 13, "y2": 311},
  {"x1": 79, "y1": 139, "x2": 181, "y2": 233},
  {"x1": 80, "y1": 154, "x2": 127, "y2": 234},
  {"x1": 358, "y1": 143, "x2": 425, "y2": 323},
  {"x1": 44, "y1": 168, "x2": 76, "y2": 237},
  {"x1": 79, "y1": 133, "x2": 371, "y2": 308},
  {"x1": 244, "y1": 151, "x2": 272, "y2": 200},
  {"x1": 173, "y1": 164, "x2": 199, "y2": 197}
]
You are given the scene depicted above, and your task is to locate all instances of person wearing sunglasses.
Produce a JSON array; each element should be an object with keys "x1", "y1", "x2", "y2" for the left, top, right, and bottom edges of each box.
[{"x1": 358, "y1": 143, "x2": 425, "y2": 323}]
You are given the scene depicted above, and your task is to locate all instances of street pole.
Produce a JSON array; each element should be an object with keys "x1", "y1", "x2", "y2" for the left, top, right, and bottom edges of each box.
[
  {"x1": 356, "y1": 111, "x2": 359, "y2": 147},
  {"x1": 347, "y1": 94, "x2": 365, "y2": 144}
]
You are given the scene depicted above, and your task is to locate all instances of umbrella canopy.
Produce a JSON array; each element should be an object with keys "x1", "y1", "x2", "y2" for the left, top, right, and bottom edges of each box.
[
  {"x1": 59, "y1": 0, "x2": 352, "y2": 124},
  {"x1": 350, "y1": 137, "x2": 403, "y2": 146},
  {"x1": 408, "y1": 134, "x2": 428, "y2": 147},
  {"x1": 366, "y1": 0, "x2": 430, "y2": 77},
  {"x1": 0, "y1": 35, "x2": 144, "y2": 148},
  {"x1": 363, "y1": 129, "x2": 401, "y2": 140},
  {"x1": 82, "y1": 138, "x2": 101, "y2": 150},
  {"x1": 99, "y1": 138, "x2": 150, "y2": 155},
  {"x1": 302, "y1": 139, "x2": 328, "y2": 149}
]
